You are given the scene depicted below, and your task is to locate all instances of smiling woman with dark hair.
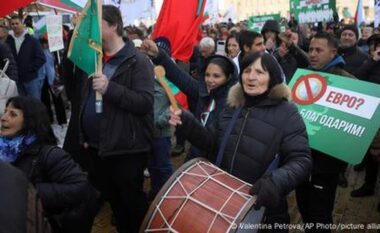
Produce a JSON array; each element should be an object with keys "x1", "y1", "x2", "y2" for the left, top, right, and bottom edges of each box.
[
  {"x1": 141, "y1": 39, "x2": 239, "y2": 161},
  {"x1": 169, "y1": 52, "x2": 312, "y2": 232},
  {"x1": 0, "y1": 96, "x2": 96, "y2": 233}
]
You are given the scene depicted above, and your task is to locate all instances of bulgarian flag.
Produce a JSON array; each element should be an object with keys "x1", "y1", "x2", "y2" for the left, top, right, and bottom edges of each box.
[
  {"x1": 61, "y1": 0, "x2": 85, "y2": 9},
  {"x1": 34, "y1": 16, "x2": 47, "y2": 36},
  {"x1": 355, "y1": 0, "x2": 366, "y2": 27},
  {"x1": 38, "y1": 0, "x2": 83, "y2": 13},
  {"x1": 152, "y1": 0, "x2": 206, "y2": 62}
]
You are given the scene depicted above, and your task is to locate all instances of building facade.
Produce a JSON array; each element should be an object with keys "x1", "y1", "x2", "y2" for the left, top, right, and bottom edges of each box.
[{"x1": 218, "y1": 0, "x2": 375, "y2": 23}]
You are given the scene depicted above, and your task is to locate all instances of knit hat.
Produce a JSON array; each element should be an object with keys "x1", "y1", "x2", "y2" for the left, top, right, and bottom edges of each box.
[
  {"x1": 261, "y1": 20, "x2": 280, "y2": 34},
  {"x1": 340, "y1": 24, "x2": 359, "y2": 39},
  {"x1": 204, "y1": 54, "x2": 237, "y2": 82},
  {"x1": 367, "y1": 34, "x2": 380, "y2": 47},
  {"x1": 154, "y1": 37, "x2": 171, "y2": 56}
]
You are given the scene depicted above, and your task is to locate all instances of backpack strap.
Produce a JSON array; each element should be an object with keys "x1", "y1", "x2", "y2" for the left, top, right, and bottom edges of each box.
[
  {"x1": 264, "y1": 154, "x2": 279, "y2": 175},
  {"x1": 215, "y1": 108, "x2": 241, "y2": 167}
]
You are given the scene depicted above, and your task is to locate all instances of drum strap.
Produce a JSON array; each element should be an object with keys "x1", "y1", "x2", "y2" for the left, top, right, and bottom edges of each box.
[
  {"x1": 215, "y1": 107, "x2": 241, "y2": 167},
  {"x1": 264, "y1": 154, "x2": 279, "y2": 175}
]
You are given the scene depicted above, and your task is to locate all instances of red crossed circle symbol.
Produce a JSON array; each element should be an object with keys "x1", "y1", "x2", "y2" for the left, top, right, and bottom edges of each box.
[{"x1": 292, "y1": 73, "x2": 327, "y2": 105}]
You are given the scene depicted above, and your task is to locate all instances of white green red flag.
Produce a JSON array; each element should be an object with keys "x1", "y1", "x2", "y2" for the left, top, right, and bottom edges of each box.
[{"x1": 355, "y1": 0, "x2": 366, "y2": 27}]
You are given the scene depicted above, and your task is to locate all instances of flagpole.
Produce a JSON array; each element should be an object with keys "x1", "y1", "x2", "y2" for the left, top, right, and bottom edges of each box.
[
  {"x1": 95, "y1": 54, "x2": 103, "y2": 113},
  {"x1": 95, "y1": 0, "x2": 103, "y2": 114}
]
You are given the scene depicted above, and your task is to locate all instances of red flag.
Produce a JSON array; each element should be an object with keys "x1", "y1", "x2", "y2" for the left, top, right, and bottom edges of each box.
[
  {"x1": 152, "y1": 0, "x2": 206, "y2": 62},
  {"x1": 175, "y1": 92, "x2": 189, "y2": 110},
  {"x1": 0, "y1": 0, "x2": 34, "y2": 18}
]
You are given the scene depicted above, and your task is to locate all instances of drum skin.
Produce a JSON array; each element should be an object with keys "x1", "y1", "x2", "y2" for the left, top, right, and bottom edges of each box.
[{"x1": 141, "y1": 158, "x2": 262, "y2": 233}]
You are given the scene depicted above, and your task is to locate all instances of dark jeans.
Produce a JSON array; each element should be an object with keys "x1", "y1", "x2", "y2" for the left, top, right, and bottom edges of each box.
[
  {"x1": 363, "y1": 152, "x2": 379, "y2": 187},
  {"x1": 175, "y1": 128, "x2": 185, "y2": 146},
  {"x1": 148, "y1": 137, "x2": 173, "y2": 199},
  {"x1": 264, "y1": 199, "x2": 290, "y2": 233},
  {"x1": 295, "y1": 172, "x2": 339, "y2": 233},
  {"x1": 84, "y1": 147, "x2": 148, "y2": 233}
]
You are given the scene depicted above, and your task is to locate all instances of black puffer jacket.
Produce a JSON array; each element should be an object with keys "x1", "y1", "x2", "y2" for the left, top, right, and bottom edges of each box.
[
  {"x1": 14, "y1": 145, "x2": 92, "y2": 212},
  {"x1": 14, "y1": 144, "x2": 96, "y2": 233},
  {"x1": 338, "y1": 45, "x2": 369, "y2": 77},
  {"x1": 178, "y1": 82, "x2": 312, "y2": 195}
]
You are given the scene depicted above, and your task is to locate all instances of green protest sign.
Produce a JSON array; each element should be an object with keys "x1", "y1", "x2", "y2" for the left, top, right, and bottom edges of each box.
[
  {"x1": 248, "y1": 14, "x2": 281, "y2": 32},
  {"x1": 288, "y1": 69, "x2": 380, "y2": 164},
  {"x1": 290, "y1": 0, "x2": 336, "y2": 23}
]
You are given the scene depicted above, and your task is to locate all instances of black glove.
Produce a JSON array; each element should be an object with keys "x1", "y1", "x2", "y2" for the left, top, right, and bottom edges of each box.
[{"x1": 250, "y1": 176, "x2": 281, "y2": 210}]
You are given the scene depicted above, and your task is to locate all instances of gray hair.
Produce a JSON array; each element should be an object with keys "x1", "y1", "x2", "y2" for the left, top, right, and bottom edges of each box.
[{"x1": 200, "y1": 37, "x2": 215, "y2": 49}]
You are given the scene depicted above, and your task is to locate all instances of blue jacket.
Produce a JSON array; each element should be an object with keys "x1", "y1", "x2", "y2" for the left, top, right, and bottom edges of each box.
[
  {"x1": 37, "y1": 49, "x2": 55, "y2": 85},
  {"x1": 6, "y1": 33, "x2": 46, "y2": 82}
]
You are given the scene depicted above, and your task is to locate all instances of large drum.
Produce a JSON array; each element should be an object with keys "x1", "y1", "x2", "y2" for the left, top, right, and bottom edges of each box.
[{"x1": 141, "y1": 158, "x2": 264, "y2": 233}]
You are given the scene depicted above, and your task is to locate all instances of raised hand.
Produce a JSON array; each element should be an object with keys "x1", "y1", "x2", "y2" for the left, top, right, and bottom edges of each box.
[
  {"x1": 265, "y1": 37, "x2": 275, "y2": 51},
  {"x1": 169, "y1": 106, "x2": 182, "y2": 127},
  {"x1": 140, "y1": 39, "x2": 160, "y2": 58}
]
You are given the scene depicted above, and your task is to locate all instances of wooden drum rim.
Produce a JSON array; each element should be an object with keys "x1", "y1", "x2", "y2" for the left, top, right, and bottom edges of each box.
[
  {"x1": 140, "y1": 157, "x2": 257, "y2": 233},
  {"x1": 140, "y1": 158, "x2": 206, "y2": 232}
]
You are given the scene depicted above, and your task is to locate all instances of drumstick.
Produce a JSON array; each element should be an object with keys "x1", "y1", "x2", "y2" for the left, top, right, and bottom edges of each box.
[{"x1": 154, "y1": 65, "x2": 180, "y2": 112}]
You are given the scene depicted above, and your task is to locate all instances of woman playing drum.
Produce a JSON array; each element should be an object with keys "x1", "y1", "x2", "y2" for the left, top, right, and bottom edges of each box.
[{"x1": 169, "y1": 52, "x2": 312, "y2": 232}]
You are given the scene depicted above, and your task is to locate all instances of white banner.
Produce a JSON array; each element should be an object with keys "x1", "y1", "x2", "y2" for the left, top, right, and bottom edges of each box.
[
  {"x1": 103, "y1": 0, "x2": 121, "y2": 7},
  {"x1": 223, "y1": 5, "x2": 237, "y2": 23},
  {"x1": 204, "y1": 0, "x2": 219, "y2": 24},
  {"x1": 46, "y1": 15, "x2": 64, "y2": 52},
  {"x1": 375, "y1": 0, "x2": 380, "y2": 28},
  {"x1": 104, "y1": 0, "x2": 154, "y2": 26},
  {"x1": 315, "y1": 86, "x2": 380, "y2": 119}
]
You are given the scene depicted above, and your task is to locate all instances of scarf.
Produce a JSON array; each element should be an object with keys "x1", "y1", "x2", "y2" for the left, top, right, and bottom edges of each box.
[{"x1": 0, "y1": 134, "x2": 37, "y2": 163}]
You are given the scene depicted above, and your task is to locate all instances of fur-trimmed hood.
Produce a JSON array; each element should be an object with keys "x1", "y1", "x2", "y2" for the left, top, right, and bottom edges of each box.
[{"x1": 226, "y1": 83, "x2": 290, "y2": 108}]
